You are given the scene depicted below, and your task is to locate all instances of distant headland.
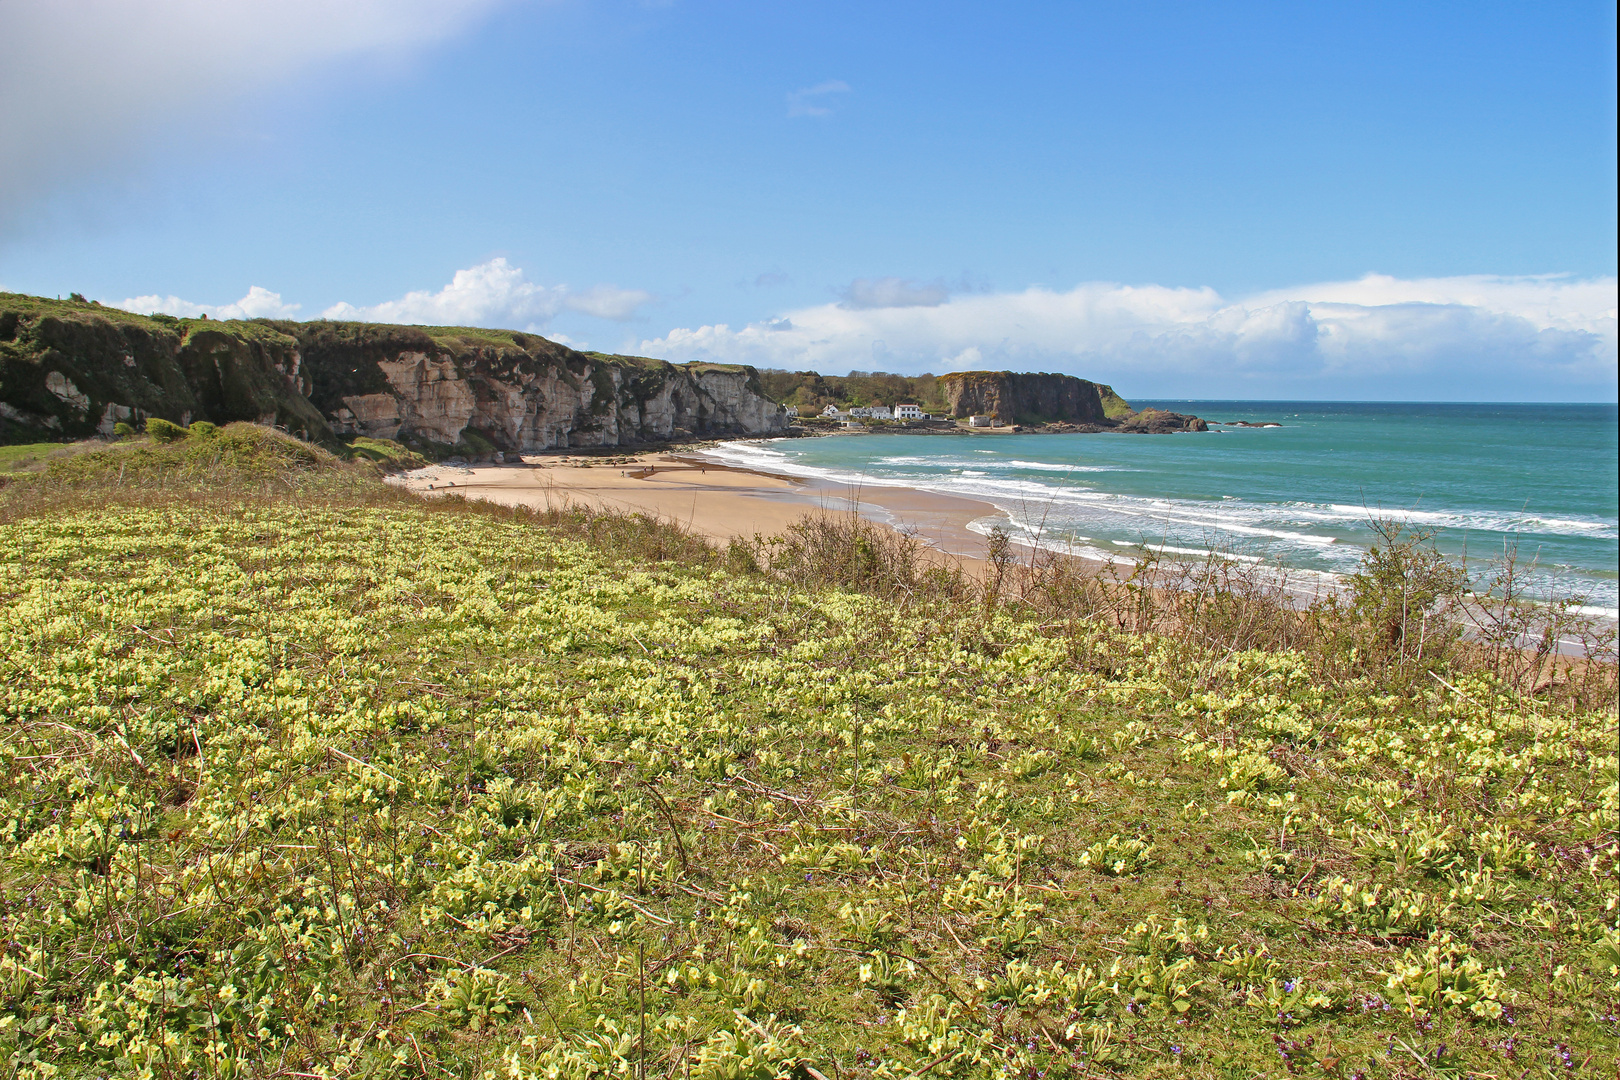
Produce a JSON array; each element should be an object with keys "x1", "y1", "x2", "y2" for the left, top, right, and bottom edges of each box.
[{"x1": 0, "y1": 292, "x2": 1205, "y2": 454}]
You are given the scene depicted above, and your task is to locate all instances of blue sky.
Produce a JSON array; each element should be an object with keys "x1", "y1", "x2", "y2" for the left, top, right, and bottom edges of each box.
[{"x1": 2, "y1": 0, "x2": 1615, "y2": 399}]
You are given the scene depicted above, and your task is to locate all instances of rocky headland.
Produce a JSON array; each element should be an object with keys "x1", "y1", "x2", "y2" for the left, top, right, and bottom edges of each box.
[
  {"x1": 0, "y1": 293, "x2": 786, "y2": 453},
  {"x1": 938, "y1": 370, "x2": 1129, "y2": 424},
  {"x1": 1, "y1": 293, "x2": 1209, "y2": 453},
  {"x1": 936, "y1": 370, "x2": 1207, "y2": 432}
]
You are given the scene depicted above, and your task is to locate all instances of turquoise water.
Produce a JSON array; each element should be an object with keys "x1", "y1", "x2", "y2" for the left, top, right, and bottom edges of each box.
[{"x1": 707, "y1": 402, "x2": 1619, "y2": 615}]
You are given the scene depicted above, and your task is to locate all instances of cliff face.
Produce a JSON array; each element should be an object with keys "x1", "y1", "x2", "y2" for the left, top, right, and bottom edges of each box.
[
  {"x1": 0, "y1": 295, "x2": 786, "y2": 450},
  {"x1": 937, "y1": 371, "x2": 1124, "y2": 424},
  {"x1": 284, "y1": 321, "x2": 786, "y2": 451},
  {"x1": 0, "y1": 298, "x2": 331, "y2": 444}
]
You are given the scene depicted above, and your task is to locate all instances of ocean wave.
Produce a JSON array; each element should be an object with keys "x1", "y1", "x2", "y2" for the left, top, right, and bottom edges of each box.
[
  {"x1": 705, "y1": 439, "x2": 1616, "y2": 612},
  {"x1": 963, "y1": 517, "x2": 1136, "y2": 566},
  {"x1": 998, "y1": 459, "x2": 1123, "y2": 472},
  {"x1": 878, "y1": 454, "x2": 1122, "y2": 473},
  {"x1": 1299, "y1": 503, "x2": 1619, "y2": 539},
  {"x1": 1144, "y1": 543, "x2": 1264, "y2": 563},
  {"x1": 703, "y1": 442, "x2": 917, "y2": 489}
]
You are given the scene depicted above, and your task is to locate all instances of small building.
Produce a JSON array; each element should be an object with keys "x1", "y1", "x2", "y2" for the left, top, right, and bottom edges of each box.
[
  {"x1": 968, "y1": 415, "x2": 994, "y2": 428},
  {"x1": 894, "y1": 403, "x2": 924, "y2": 420},
  {"x1": 783, "y1": 405, "x2": 799, "y2": 418},
  {"x1": 821, "y1": 404, "x2": 844, "y2": 418}
]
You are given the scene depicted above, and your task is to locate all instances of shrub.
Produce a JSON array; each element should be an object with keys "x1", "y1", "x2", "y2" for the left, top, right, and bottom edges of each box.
[
  {"x1": 1348, "y1": 517, "x2": 1466, "y2": 660},
  {"x1": 186, "y1": 420, "x2": 220, "y2": 438},
  {"x1": 112, "y1": 422, "x2": 135, "y2": 438},
  {"x1": 144, "y1": 417, "x2": 188, "y2": 442}
]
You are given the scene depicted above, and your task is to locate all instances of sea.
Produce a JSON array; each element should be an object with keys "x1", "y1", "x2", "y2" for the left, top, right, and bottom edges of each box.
[{"x1": 705, "y1": 402, "x2": 1620, "y2": 618}]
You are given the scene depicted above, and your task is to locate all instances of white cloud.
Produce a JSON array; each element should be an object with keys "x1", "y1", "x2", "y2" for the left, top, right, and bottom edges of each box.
[
  {"x1": 638, "y1": 274, "x2": 1619, "y2": 398},
  {"x1": 113, "y1": 259, "x2": 656, "y2": 331},
  {"x1": 0, "y1": 0, "x2": 510, "y2": 222},
  {"x1": 787, "y1": 80, "x2": 851, "y2": 118},
  {"x1": 322, "y1": 259, "x2": 656, "y2": 327},
  {"x1": 840, "y1": 277, "x2": 950, "y2": 309},
  {"x1": 323, "y1": 259, "x2": 565, "y2": 326},
  {"x1": 115, "y1": 285, "x2": 302, "y2": 320},
  {"x1": 564, "y1": 285, "x2": 657, "y2": 321}
]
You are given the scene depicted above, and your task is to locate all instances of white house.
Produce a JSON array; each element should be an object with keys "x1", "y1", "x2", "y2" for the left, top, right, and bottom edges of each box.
[
  {"x1": 821, "y1": 404, "x2": 844, "y2": 418},
  {"x1": 894, "y1": 403, "x2": 924, "y2": 420},
  {"x1": 968, "y1": 415, "x2": 995, "y2": 427},
  {"x1": 849, "y1": 405, "x2": 893, "y2": 420},
  {"x1": 783, "y1": 405, "x2": 799, "y2": 418}
]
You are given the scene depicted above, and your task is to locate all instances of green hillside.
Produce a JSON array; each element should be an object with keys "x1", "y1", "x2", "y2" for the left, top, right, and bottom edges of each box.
[
  {"x1": 0, "y1": 430, "x2": 1614, "y2": 1077},
  {"x1": 757, "y1": 370, "x2": 958, "y2": 414}
]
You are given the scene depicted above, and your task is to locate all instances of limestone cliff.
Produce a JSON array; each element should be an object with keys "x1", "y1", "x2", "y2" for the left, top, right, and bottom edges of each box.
[
  {"x1": 0, "y1": 294, "x2": 787, "y2": 450},
  {"x1": 0, "y1": 296, "x2": 331, "y2": 444},
  {"x1": 937, "y1": 371, "x2": 1128, "y2": 425},
  {"x1": 286, "y1": 320, "x2": 784, "y2": 451}
]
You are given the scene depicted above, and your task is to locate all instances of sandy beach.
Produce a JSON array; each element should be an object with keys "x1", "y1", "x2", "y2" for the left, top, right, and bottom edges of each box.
[{"x1": 389, "y1": 450, "x2": 1004, "y2": 564}]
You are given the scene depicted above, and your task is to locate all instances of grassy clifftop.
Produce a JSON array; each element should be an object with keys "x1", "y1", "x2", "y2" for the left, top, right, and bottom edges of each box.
[{"x1": 0, "y1": 435, "x2": 1614, "y2": 1077}]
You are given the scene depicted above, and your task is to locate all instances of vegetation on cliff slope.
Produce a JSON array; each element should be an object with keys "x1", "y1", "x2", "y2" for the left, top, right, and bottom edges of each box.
[
  {"x1": 756, "y1": 369, "x2": 1136, "y2": 425},
  {"x1": 0, "y1": 431, "x2": 1615, "y2": 1079},
  {"x1": 0, "y1": 293, "x2": 333, "y2": 446},
  {"x1": 758, "y1": 370, "x2": 958, "y2": 414}
]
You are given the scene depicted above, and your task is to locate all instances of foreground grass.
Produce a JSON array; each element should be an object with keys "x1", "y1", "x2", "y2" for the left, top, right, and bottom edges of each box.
[
  {"x1": 0, "y1": 442, "x2": 96, "y2": 474},
  {"x1": 0, "y1": 437, "x2": 1615, "y2": 1078}
]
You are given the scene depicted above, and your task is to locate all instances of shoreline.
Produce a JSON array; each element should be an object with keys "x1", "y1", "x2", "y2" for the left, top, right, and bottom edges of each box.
[
  {"x1": 387, "y1": 450, "x2": 1009, "y2": 568},
  {"x1": 388, "y1": 444, "x2": 1614, "y2": 654}
]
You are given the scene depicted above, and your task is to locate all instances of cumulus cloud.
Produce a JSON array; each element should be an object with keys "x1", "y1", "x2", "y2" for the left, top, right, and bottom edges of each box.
[
  {"x1": 115, "y1": 286, "x2": 302, "y2": 320},
  {"x1": 323, "y1": 259, "x2": 564, "y2": 326},
  {"x1": 564, "y1": 285, "x2": 658, "y2": 321},
  {"x1": 324, "y1": 260, "x2": 657, "y2": 326},
  {"x1": 787, "y1": 80, "x2": 851, "y2": 118},
  {"x1": 0, "y1": 0, "x2": 509, "y2": 223},
  {"x1": 638, "y1": 274, "x2": 1619, "y2": 399},
  {"x1": 110, "y1": 259, "x2": 656, "y2": 331},
  {"x1": 840, "y1": 277, "x2": 951, "y2": 309}
]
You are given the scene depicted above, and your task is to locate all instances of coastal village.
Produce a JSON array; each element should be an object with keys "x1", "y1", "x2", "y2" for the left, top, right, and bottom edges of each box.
[{"x1": 805, "y1": 402, "x2": 1006, "y2": 429}]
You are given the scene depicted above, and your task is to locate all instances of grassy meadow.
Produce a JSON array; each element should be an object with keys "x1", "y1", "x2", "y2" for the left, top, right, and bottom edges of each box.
[{"x1": 0, "y1": 426, "x2": 1615, "y2": 1079}]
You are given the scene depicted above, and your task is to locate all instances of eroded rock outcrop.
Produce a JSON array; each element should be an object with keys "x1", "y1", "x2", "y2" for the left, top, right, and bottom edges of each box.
[
  {"x1": 0, "y1": 297, "x2": 332, "y2": 444},
  {"x1": 937, "y1": 369, "x2": 1207, "y2": 433},
  {"x1": 1115, "y1": 408, "x2": 1209, "y2": 433},
  {"x1": 938, "y1": 371, "x2": 1131, "y2": 425},
  {"x1": 0, "y1": 294, "x2": 787, "y2": 450},
  {"x1": 288, "y1": 320, "x2": 786, "y2": 450}
]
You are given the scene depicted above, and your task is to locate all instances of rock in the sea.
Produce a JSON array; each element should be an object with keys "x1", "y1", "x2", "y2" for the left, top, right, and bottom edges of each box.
[{"x1": 1115, "y1": 409, "x2": 1209, "y2": 433}]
